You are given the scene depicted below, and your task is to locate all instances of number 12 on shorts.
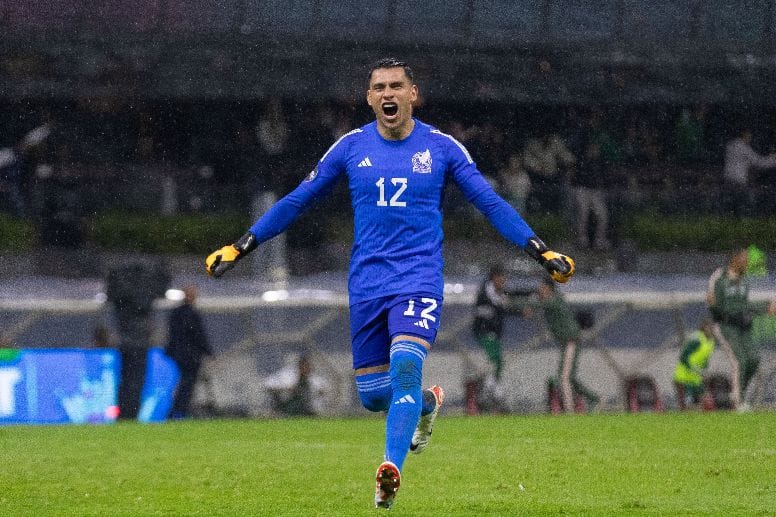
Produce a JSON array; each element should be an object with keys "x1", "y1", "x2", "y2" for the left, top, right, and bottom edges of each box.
[{"x1": 403, "y1": 298, "x2": 438, "y2": 322}]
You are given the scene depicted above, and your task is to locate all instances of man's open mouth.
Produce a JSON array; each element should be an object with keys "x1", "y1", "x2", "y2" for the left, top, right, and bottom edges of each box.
[{"x1": 382, "y1": 103, "x2": 398, "y2": 117}]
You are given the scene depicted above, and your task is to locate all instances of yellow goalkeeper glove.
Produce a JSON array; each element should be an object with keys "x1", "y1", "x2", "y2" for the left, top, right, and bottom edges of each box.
[
  {"x1": 525, "y1": 237, "x2": 575, "y2": 283},
  {"x1": 205, "y1": 232, "x2": 257, "y2": 278}
]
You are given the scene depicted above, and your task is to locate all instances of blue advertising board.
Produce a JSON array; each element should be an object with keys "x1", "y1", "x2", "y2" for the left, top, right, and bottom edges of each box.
[
  {"x1": 0, "y1": 347, "x2": 180, "y2": 425},
  {"x1": 0, "y1": 348, "x2": 120, "y2": 425}
]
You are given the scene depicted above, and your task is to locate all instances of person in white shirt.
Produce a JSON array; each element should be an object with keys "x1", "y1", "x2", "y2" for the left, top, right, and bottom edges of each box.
[
  {"x1": 522, "y1": 131, "x2": 576, "y2": 214},
  {"x1": 722, "y1": 128, "x2": 776, "y2": 217}
]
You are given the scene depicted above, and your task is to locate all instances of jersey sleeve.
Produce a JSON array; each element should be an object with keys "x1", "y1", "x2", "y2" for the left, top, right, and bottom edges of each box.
[
  {"x1": 248, "y1": 137, "x2": 348, "y2": 243},
  {"x1": 441, "y1": 133, "x2": 536, "y2": 248}
]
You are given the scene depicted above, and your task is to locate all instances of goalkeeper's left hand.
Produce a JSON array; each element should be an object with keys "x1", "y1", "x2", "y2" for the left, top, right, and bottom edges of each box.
[
  {"x1": 525, "y1": 236, "x2": 575, "y2": 283},
  {"x1": 205, "y1": 232, "x2": 257, "y2": 278}
]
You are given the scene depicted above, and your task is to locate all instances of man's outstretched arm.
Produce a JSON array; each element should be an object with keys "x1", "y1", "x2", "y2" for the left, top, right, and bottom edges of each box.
[
  {"x1": 458, "y1": 171, "x2": 575, "y2": 283},
  {"x1": 445, "y1": 132, "x2": 575, "y2": 283},
  {"x1": 205, "y1": 164, "x2": 343, "y2": 277}
]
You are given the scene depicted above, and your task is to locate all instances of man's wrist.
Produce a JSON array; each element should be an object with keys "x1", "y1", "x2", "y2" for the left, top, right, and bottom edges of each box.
[
  {"x1": 524, "y1": 236, "x2": 548, "y2": 262},
  {"x1": 234, "y1": 232, "x2": 258, "y2": 256}
]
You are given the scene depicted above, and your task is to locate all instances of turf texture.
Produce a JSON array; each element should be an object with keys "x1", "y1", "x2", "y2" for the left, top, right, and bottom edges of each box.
[{"x1": 2, "y1": 411, "x2": 774, "y2": 515}]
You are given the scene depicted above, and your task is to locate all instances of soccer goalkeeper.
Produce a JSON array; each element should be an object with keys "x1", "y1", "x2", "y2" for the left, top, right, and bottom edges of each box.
[{"x1": 206, "y1": 58, "x2": 574, "y2": 509}]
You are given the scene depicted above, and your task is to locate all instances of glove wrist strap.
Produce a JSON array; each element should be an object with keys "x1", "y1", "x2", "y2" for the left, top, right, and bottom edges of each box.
[
  {"x1": 525, "y1": 236, "x2": 548, "y2": 263},
  {"x1": 234, "y1": 232, "x2": 258, "y2": 256}
]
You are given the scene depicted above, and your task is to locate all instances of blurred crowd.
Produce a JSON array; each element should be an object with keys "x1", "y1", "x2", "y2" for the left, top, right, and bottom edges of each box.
[{"x1": 2, "y1": 98, "x2": 776, "y2": 251}]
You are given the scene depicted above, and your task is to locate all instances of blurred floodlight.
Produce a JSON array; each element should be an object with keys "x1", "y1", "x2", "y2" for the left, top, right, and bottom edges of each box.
[
  {"x1": 261, "y1": 290, "x2": 290, "y2": 302},
  {"x1": 165, "y1": 289, "x2": 186, "y2": 301}
]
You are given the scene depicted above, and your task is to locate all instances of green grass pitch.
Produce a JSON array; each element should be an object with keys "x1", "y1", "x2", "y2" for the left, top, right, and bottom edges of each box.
[{"x1": 2, "y1": 412, "x2": 775, "y2": 515}]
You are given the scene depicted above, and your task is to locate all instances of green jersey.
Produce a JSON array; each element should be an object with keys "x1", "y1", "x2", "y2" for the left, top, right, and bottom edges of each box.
[
  {"x1": 708, "y1": 267, "x2": 767, "y2": 329},
  {"x1": 541, "y1": 292, "x2": 580, "y2": 343}
]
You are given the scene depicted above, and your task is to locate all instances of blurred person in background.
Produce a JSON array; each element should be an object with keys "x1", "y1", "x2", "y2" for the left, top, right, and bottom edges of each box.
[
  {"x1": 0, "y1": 119, "x2": 53, "y2": 217},
  {"x1": 264, "y1": 353, "x2": 329, "y2": 417},
  {"x1": 466, "y1": 121, "x2": 506, "y2": 183},
  {"x1": 204, "y1": 57, "x2": 575, "y2": 509},
  {"x1": 674, "y1": 105, "x2": 709, "y2": 165},
  {"x1": 530, "y1": 277, "x2": 599, "y2": 413},
  {"x1": 256, "y1": 97, "x2": 290, "y2": 193},
  {"x1": 521, "y1": 127, "x2": 576, "y2": 215},
  {"x1": 106, "y1": 262, "x2": 169, "y2": 420},
  {"x1": 92, "y1": 324, "x2": 114, "y2": 348},
  {"x1": 472, "y1": 264, "x2": 529, "y2": 398},
  {"x1": 0, "y1": 145, "x2": 27, "y2": 217},
  {"x1": 621, "y1": 120, "x2": 662, "y2": 169},
  {"x1": 571, "y1": 141, "x2": 610, "y2": 250},
  {"x1": 707, "y1": 249, "x2": 776, "y2": 408},
  {"x1": 722, "y1": 127, "x2": 776, "y2": 217},
  {"x1": 165, "y1": 285, "x2": 212, "y2": 419},
  {"x1": 673, "y1": 318, "x2": 716, "y2": 410},
  {"x1": 471, "y1": 264, "x2": 532, "y2": 412},
  {"x1": 497, "y1": 153, "x2": 531, "y2": 214}
]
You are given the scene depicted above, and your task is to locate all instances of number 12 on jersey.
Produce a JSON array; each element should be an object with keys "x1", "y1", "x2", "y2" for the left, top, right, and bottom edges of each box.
[{"x1": 376, "y1": 177, "x2": 407, "y2": 207}]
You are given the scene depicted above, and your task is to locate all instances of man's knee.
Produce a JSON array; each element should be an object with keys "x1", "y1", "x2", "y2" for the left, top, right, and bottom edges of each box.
[
  {"x1": 359, "y1": 390, "x2": 391, "y2": 412},
  {"x1": 356, "y1": 371, "x2": 392, "y2": 412}
]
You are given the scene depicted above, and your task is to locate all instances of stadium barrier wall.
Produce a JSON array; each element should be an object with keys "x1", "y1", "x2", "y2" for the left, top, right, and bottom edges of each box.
[{"x1": 2, "y1": 287, "x2": 775, "y2": 417}]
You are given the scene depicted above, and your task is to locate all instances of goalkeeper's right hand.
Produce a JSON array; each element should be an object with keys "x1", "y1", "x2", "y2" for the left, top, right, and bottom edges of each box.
[{"x1": 205, "y1": 232, "x2": 257, "y2": 278}]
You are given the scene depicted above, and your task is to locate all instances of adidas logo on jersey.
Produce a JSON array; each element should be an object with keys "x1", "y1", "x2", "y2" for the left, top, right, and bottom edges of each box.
[
  {"x1": 358, "y1": 157, "x2": 372, "y2": 167},
  {"x1": 413, "y1": 319, "x2": 430, "y2": 330},
  {"x1": 394, "y1": 394, "x2": 416, "y2": 405}
]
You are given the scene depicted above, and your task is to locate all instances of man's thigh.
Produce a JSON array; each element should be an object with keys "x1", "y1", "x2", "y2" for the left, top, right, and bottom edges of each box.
[
  {"x1": 386, "y1": 294, "x2": 443, "y2": 346},
  {"x1": 350, "y1": 294, "x2": 443, "y2": 369}
]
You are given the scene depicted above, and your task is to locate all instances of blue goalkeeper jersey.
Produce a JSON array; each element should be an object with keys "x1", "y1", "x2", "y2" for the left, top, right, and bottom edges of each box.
[{"x1": 248, "y1": 119, "x2": 536, "y2": 304}]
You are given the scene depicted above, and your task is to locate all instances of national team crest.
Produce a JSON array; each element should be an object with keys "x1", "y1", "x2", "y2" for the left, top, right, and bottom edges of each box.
[{"x1": 411, "y1": 149, "x2": 433, "y2": 173}]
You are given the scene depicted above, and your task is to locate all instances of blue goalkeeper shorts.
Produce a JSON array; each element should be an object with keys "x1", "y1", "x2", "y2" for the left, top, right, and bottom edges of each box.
[{"x1": 350, "y1": 293, "x2": 443, "y2": 369}]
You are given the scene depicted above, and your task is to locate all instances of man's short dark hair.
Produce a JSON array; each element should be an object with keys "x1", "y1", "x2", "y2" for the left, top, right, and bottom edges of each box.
[{"x1": 368, "y1": 57, "x2": 413, "y2": 85}]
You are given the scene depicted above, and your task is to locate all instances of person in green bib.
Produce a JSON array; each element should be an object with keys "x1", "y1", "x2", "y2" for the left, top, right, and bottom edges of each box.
[{"x1": 673, "y1": 318, "x2": 716, "y2": 410}]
